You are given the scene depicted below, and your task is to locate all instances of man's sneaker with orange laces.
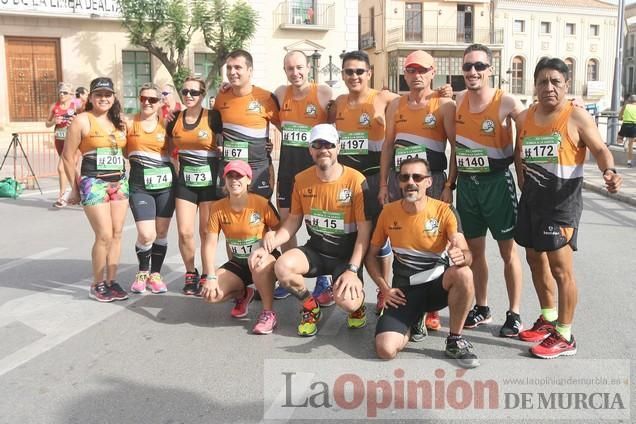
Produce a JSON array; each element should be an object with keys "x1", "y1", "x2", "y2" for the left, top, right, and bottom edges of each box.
[
  {"x1": 252, "y1": 310, "x2": 278, "y2": 334},
  {"x1": 231, "y1": 287, "x2": 255, "y2": 318},
  {"x1": 347, "y1": 305, "x2": 367, "y2": 329},
  {"x1": 518, "y1": 315, "x2": 556, "y2": 342},
  {"x1": 375, "y1": 288, "x2": 386, "y2": 315},
  {"x1": 108, "y1": 281, "x2": 129, "y2": 301},
  {"x1": 89, "y1": 282, "x2": 114, "y2": 303},
  {"x1": 297, "y1": 299, "x2": 321, "y2": 337},
  {"x1": 530, "y1": 330, "x2": 577, "y2": 359},
  {"x1": 182, "y1": 270, "x2": 200, "y2": 296},
  {"x1": 147, "y1": 272, "x2": 167, "y2": 294},
  {"x1": 425, "y1": 310, "x2": 442, "y2": 331},
  {"x1": 130, "y1": 272, "x2": 149, "y2": 294},
  {"x1": 313, "y1": 275, "x2": 335, "y2": 307}
]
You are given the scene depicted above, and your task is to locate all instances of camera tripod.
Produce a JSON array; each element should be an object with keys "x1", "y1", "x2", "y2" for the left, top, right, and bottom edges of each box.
[{"x1": 0, "y1": 133, "x2": 42, "y2": 195}]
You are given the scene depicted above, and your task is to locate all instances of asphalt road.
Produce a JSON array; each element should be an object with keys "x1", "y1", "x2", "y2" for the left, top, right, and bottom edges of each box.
[{"x1": 0, "y1": 177, "x2": 633, "y2": 423}]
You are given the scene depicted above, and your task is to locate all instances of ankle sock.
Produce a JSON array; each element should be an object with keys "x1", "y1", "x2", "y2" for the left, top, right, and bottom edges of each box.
[
  {"x1": 541, "y1": 307, "x2": 558, "y2": 322},
  {"x1": 555, "y1": 323, "x2": 572, "y2": 341}
]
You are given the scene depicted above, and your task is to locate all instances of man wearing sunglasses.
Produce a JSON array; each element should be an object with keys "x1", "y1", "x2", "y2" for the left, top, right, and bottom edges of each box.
[
  {"x1": 367, "y1": 157, "x2": 478, "y2": 368},
  {"x1": 251, "y1": 124, "x2": 372, "y2": 337},
  {"x1": 514, "y1": 57, "x2": 621, "y2": 359},
  {"x1": 214, "y1": 49, "x2": 280, "y2": 200},
  {"x1": 448, "y1": 43, "x2": 525, "y2": 338},
  {"x1": 381, "y1": 50, "x2": 457, "y2": 336},
  {"x1": 271, "y1": 50, "x2": 335, "y2": 304}
]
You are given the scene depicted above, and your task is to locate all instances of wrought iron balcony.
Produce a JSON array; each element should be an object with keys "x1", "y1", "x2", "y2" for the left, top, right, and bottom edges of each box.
[
  {"x1": 274, "y1": 1, "x2": 335, "y2": 30},
  {"x1": 388, "y1": 26, "x2": 503, "y2": 45}
]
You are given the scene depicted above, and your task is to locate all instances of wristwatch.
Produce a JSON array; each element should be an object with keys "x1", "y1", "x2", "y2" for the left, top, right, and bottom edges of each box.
[{"x1": 346, "y1": 263, "x2": 359, "y2": 273}]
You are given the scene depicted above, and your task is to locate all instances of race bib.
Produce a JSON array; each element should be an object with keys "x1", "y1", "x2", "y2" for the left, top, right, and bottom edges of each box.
[
  {"x1": 282, "y1": 124, "x2": 311, "y2": 148},
  {"x1": 224, "y1": 141, "x2": 248, "y2": 161},
  {"x1": 54, "y1": 127, "x2": 67, "y2": 139},
  {"x1": 522, "y1": 135, "x2": 560, "y2": 164},
  {"x1": 456, "y1": 147, "x2": 490, "y2": 173},
  {"x1": 183, "y1": 165, "x2": 212, "y2": 187},
  {"x1": 339, "y1": 132, "x2": 368, "y2": 155},
  {"x1": 143, "y1": 167, "x2": 172, "y2": 190},
  {"x1": 227, "y1": 237, "x2": 260, "y2": 260},
  {"x1": 96, "y1": 147, "x2": 124, "y2": 171},
  {"x1": 394, "y1": 145, "x2": 427, "y2": 170},
  {"x1": 308, "y1": 209, "x2": 345, "y2": 235}
]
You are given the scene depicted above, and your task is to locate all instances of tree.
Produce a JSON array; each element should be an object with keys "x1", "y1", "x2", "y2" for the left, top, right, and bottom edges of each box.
[
  {"x1": 119, "y1": 0, "x2": 195, "y2": 89},
  {"x1": 192, "y1": 0, "x2": 258, "y2": 92}
]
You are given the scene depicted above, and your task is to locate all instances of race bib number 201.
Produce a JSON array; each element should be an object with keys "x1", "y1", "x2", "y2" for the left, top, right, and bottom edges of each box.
[{"x1": 96, "y1": 147, "x2": 124, "y2": 171}]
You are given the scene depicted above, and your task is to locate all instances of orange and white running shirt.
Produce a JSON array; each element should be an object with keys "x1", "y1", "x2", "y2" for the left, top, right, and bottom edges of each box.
[
  {"x1": 126, "y1": 115, "x2": 174, "y2": 190},
  {"x1": 207, "y1": 194, "x2": 280, "y2": 262},
  {"x1": 214, "y1": 86, "x2": 280, "y2": 166},
  {"x1": 455, "y1": 89, "x2": 513, "y2": 174},
  {"x1": 280, "y1": 83, "x2": 328, "y2": 148},
  {"x1": 392, "y1": 94, "x2": 448, "y2": 172},
  {"x1": 371, "y1": 198, "x2": 460, "y2": 287},
  {"x1": 291, "y1": 165, "x2": 372, "y2": 258},
  {"x1": 334, "y1": 90, "x2": 385, "y2": 175},
  {"x1": 79, "y1": 113, "x2": 127, "y2": 177},
  {"x1": 519, "y1": 102, "x2": 585, "y2": 226}
]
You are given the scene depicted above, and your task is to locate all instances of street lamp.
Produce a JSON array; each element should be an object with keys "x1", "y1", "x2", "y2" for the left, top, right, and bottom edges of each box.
[{"x1": 311, "y1": 50, "x2": 322, "y2": 83}]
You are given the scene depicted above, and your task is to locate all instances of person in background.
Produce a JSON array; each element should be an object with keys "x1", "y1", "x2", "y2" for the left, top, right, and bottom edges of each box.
[
  {"x1": 618, "y1": 94, "x2": 636, "y2": 168},
  {"x1": 75, "y1": 87, "x2": 89, "y2": 113},
  {"x1": 161, "y1": 84, "x2": 182, "y2": 119}
]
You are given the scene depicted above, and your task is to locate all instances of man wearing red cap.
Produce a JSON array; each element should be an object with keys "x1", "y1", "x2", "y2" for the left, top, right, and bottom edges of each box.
[{"x1": 380, "y1": 50, "x2": 457, "y2": 338}]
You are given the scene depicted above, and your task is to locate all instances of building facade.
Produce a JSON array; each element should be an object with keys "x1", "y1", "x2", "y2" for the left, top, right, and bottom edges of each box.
[
  {"x1": 358, "y1": 0, "x2": 504, "y2": 93},
  {"x1": 496, "y1": 0, "x2": 617, "y2": 107},
  {"x1": 0, "y1": 0, "x2": 358, "y2": 131},
  {"x1": 622, "y1": 3, "x2": 636, "y2": 99}
]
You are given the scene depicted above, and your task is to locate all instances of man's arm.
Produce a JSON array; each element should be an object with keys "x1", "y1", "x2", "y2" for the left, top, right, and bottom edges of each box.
[
  {"x1": 327, "y1": 95, "x2": 343, "y2": 124},
  {"x1": 317, "y1": 84, "x2": 334, "y2": 113},
  {"x1": 447, "y1": 232, "x2": 472, "y2": 267},
  {"x1": 513, "y1": 110, "x2": 528, "y2": 190},
  {"x1": 348, "y1": 219, "x2": 371, "y2": 269},
  {"x1": 264, "y1": 212, "x2": 303, "y2": 252},
  {"x1": 503, "y1": 92, "x2": 525, "y2": 121},
  {"x1": 439, "y1": 98, "x2": 456, "y2": 203},
  {"x1": 379, "y1": 97, "x2": 400, "y2": 204}
]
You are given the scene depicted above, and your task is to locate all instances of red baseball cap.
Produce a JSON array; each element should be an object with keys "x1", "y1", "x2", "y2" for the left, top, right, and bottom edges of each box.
[
  {"x1": 223, "y1": 160, "x2": 253, "y2": 179},
  {"x1": 404, "y1": 50, "x2": 436, "y2": 70}
]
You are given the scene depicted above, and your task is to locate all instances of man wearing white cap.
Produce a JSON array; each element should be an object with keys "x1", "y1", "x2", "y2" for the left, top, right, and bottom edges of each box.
[{"x1": 250, "y1": 124, "x2": 373, "y2": 337}]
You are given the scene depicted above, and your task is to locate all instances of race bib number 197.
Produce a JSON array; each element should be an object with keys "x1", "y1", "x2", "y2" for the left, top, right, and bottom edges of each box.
[{"x1": 339, "y1": 132, "x2": 368, "y2": 155}]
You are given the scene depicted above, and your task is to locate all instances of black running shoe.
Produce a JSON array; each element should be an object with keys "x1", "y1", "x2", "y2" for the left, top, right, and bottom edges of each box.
[
  {"x1": 499, "y1": 310, "x2": 523, "y2": 337},
  {"x1": 107, "y1": 281, "x2": 129, "y2": 301},
  {"x1": 409, "y1": 313, "x2": 428, "y2": 342},
  {"x1": 463, "y1": 305, "x2": 492, "y2": 329},
  {"x1": 182, "y1": 270, "x2": 200, "y2": 296},
  {"x1": 445, "y1": 336, "x2": 480, "y2": 368}
]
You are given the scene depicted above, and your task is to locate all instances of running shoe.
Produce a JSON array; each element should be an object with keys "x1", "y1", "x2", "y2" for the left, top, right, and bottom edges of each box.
[
  {"x1": 425, "y1": 310, "x2": 442, "y2": 331},
  {"x1": 231, "y1": 287, "x2": 255, "y2": 318},
  {"x1": 313, "y1": 276, "x2": 334, "y2": 307},
  {"x1": 409, "y1": 313, "x2": 428, "y2": 342},
  {"x1": 297, "y1": 305, "x2": 321, "y2": 337},
  {"x1": 89, "y1": 282, "x2": 114, "y2": 303},
  {"x1": 130, "y1": 271, "x2": 149, "y2": 294},
  {"x1": 252, "y1": 310, "x2": 278, "y2": 334},
  {"x1": 182, "y1": 270, "x2": 200, "y2": 296},
  {"x1": 530, "y1": 331, "x2": 577, "y2": 359},
  {"x1": 463, "y1": 305, "x2": 492, "y2": 329},
  {"x1": 273, "y1": 283, "x2": 291, "y2": 300},
  {"x1": 499, "y1": 310, "x2": 523, "y2": 338},
  {"x1": 375, "y1": 288, "x2": 386, "y2": 315},
  {"x1": 445, "y1": 336, "x2": 480, "y2": 369},
  {"x1": 518, "y1": 315, "x2": 556, "y2": 342},
  {"x1": 147, "y1": 272, "x2": 167, "y2": 294},
  {"x1": 107, "y1": 281, "x2": 129, "y2": 301},
  {"x1": 347, "y1": 305, "x2": 367, "y2": 329}
]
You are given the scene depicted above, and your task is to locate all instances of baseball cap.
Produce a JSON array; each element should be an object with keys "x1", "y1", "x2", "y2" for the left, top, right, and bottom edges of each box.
[
  {"x1": 58, "y1": 82, "x2": 72, "y2": 93},
  {"x1": 90, "y1": 77, "x2": 115, "y2": 93},
  {"x1": 223, "y1": 160, "x2": 253, "y2": 179},
  {"x1": 404, "y1": 50, "x2": 436, "y2": 69},
  {"x1": 309, "y1": 124, "x2": 339, "y2": 145}
]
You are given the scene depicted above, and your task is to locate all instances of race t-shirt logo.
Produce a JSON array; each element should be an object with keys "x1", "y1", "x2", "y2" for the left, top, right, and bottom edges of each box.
[
  {"x1": 424, "y1": 218, "x2": 440, "y2": 236},
  {"x1": 337, "y1": 188, "x2": 352, "y2": 204},
  {"x1": 359, "y1": 112, "x2": 370, "y2": 127},
  {"x1": 305, "y1": 103, "x2": 317, "y2": 117},
  {"x1": 247, "y1": 100, "x2": 262, "y2": 113},
  {"x1": 423, "y1": 113, "x2": 437, "y2": 128},
  {"x1": 249, "y1": 211, "x2": 261, "y2": 224},
  {"x1": 156, "y1": 132, "x2": 165, "y2": 142},
  {"x1": 198, "y1": 130, "x2": 209, "y2": 139},
  {"x1": 481, "y1": 119, "x2": 496, "y2": 135}
]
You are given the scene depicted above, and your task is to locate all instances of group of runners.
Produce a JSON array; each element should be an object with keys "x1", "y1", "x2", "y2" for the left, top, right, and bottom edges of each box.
[{"x1": 56, "y1": 44, "x2": 622, "y2": 368}]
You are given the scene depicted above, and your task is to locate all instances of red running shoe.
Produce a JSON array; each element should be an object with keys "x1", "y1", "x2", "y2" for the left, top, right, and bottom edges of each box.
[
  {"x1": 519, "y1": 315, "x2": 556, "y2": 342},
  {"x1": 530, "y1": 331, "x2": 577, "y2": 359}
]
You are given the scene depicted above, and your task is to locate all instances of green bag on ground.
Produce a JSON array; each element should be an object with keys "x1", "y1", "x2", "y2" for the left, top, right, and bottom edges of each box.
[{"x1": 0, "y1": 177, "x2": 23, "y2": 199}]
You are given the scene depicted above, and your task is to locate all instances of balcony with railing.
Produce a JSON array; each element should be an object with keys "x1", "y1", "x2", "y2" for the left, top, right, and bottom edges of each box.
[
  {"x1": 274, "y1": 1, "x2": 335, "y2": 30},
  {"x1": 388, "y1": 26, "x2": 503, "y2": 46},
  {"x1": 360, "y1": 32, "x2": 375, "y2": 50}
]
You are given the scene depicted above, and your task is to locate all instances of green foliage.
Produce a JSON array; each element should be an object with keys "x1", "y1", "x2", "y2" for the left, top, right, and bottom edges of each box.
[{"x1": 192, "y1": 0, "x2": 258, "y2": 92}]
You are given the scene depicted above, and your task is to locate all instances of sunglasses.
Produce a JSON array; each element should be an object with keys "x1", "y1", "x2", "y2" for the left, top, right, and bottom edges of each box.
[
  {"x1": 161, "y1": 91, "x2": 170, "y2": 96},
  {"x1": 181, "y1": 88, "x2": 203, "y2": 97},
  {"x1": 462, "y1": 62, "x2": 490, "y2": 72},
  {"x1": 59, "y1": 91, "x2": 70, "y2": 95},
  {"x1": 398, "y1": 173, "x2": 431, "y2": 183},
  {"x1": 310, "y1": 140, "x2": 337, "y2": 150},
  {"x1": 140, "y1": 96, "x2": 161, "y2": 104},
  {"x1": 343, "y1": 68, "x2": 368, "y2": 76},
  {"x1": 404, "y1": 67, "x2": 432, "y2": 75}
]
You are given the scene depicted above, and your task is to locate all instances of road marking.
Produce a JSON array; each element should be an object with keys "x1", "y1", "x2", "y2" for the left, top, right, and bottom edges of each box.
[
  {"x1": 20, "y1": 189, "x2": 58, "y2": 198},
  {"x1": 0, "y1": 247, "x2": 67, "y2": 273},
  {"x1": 0, "y1": 266, "x2": 183, "y2": 377}
]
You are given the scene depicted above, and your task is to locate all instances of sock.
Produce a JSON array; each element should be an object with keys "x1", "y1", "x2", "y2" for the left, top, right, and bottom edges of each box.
[
  {"x1": 302, "y1": 296, "x2": 318, "y2": 311},
  {"x1": 150, "y1": 238, "x2": 168, "y2": 274},
  {"x1": 448, "y1": 333, "x2": 462, "y2": 340},
  {"x1": 541, "y1": 307, "x2": 558, "y2": 322},
  {"x1": 135, "y1": 242, "x2": 152, "y2": 272},
  {"x1": 555, "y1": 323, "x2": 572, "y2": 341}
]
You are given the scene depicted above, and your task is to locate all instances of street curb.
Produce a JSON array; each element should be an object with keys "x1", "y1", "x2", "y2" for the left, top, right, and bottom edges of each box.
[{"x1": 582, "y1": 181, "x2": 636, "y2": 207}]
